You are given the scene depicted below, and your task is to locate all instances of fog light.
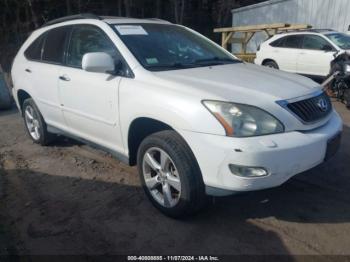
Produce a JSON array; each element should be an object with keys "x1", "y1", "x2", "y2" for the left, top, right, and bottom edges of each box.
[{"x1": 229, "y1": 164, "x2": 268, "y2": 178}]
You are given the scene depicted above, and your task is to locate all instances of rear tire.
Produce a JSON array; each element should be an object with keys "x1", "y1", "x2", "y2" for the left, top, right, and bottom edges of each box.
[
  {"x1": 137, "y1": 130, "x2": 207, "y2": 218},
  {"x1": 263, "y1": 60, "x2": 279, "y2": 69},
  {"x1": 22, "y1": 98, "x2": 55, "y2": 146}
]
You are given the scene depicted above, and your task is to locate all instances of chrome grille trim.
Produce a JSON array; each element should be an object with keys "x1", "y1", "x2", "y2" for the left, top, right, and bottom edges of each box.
[{"x1": 276, "y1": 90, "x2": 332, "y2": 124}]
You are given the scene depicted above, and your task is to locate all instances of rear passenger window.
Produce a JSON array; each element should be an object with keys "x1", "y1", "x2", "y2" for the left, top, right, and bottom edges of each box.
[
  {"x1": 283, "y1": 35, "x2": 303, "y2": 49},
  {"x1": 24, "y1": 34, "x2": 46, "y2": 61},
  {"x1": 42, "y1": 27, "x2": 70, "y2": 64},
  {"x1": 66, "y1": 25, "x2": 117, "y2": 68}
]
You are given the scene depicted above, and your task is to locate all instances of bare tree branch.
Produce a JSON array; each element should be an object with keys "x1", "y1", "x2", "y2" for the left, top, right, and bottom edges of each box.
[{"x1": 26, "y1": 0, "x2": 39, "y2": 28}]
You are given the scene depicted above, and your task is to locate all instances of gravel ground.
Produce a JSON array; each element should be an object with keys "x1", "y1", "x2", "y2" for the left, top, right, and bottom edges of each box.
[{"x1": 0, "y1": 101, "x2": 349, "y2": 258}]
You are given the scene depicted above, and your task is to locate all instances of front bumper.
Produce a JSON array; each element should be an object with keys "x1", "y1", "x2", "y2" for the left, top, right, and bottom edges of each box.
[
  {"x1": 178, "y1": 111, "x2": 343, "y2": 196},
  {"x1": 254, "y1": 57, "x2": 262, "y2": 65}
]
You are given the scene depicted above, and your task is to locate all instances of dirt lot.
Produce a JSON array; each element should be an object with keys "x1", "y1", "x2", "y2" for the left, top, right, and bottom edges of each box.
[{"x1": 0, "y1": 101, "x2": 349, "y2": 258}]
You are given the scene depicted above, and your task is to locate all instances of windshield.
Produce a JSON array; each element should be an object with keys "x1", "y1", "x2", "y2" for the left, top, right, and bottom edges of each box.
[
  {"x1": 113, "y1": 24, "x2": 241, "y2": 71},
  {"x1": 325, "y1": 33, "x2": 350, "y2": 49}
]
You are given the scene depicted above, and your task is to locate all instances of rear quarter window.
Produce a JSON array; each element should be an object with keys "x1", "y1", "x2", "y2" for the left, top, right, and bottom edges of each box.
[
  {"x1": 269, "y1": 35, "x2": 303, "y2": 49},
  {"x1": 269, "y1": 37, "x2": 284, "y2": 47},
  {"x1": 24, "y1": 34, "x2": 46, "y2": 61}
]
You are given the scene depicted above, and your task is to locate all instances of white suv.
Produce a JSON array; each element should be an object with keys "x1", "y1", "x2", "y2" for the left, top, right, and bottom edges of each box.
[
  {"x1": 11, "y1": 15, "x2": 343, "y2": 217},
  {"x1": 255, "y1": 30, "x2": 350, "y2": 77}
]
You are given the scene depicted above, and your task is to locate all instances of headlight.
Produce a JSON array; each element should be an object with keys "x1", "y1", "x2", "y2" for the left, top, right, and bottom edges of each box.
[
  {"x1": 344, "y1": 64, "x2": 350, "y2": 74},
  {"x1": 203, "y1": 100, "x2": 284, "y2": 137}
]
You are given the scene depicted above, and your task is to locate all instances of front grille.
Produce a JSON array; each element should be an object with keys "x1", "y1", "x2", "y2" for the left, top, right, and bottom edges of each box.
[{"x1": 287, "y1": 92, "x2": 332, "y2": 123}]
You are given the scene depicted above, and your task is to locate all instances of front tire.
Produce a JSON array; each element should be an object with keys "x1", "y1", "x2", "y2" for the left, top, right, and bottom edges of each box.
[
  {"x1": 137, "y1": 130, "x2": 207, "y2": 218},
  {"x1": 23, "y1": 98, "x2": 54, "y2": 146}
]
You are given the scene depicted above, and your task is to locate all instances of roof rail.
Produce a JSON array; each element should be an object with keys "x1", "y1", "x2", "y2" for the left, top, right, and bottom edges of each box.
[
  {"x1": 277, "y1": 28, "x2": 335, "y2": 34},
  {"x1": 311, "y1": 29, "x2": 336, "y2": 33},
  {"x1": 43, "y1": 13, "x2": 102, "y2": 27},
  {"x1": 300, "y1": 28, "x2": 334, "y2": 32},
  {"x1": 146, "y1": 18, "x2": 170, "y2": 22}
]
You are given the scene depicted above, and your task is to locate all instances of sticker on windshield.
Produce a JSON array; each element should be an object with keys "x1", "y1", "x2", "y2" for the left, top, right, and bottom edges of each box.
[
  {"x1": 115, "y1": 25, "x2": 148, "y2": 35},
  {"x1": 146, "y1": 58, "x2": 159, "y2": 65}
]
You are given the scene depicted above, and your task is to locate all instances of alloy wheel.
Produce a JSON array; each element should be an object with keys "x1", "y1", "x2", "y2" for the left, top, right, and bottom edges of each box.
[
  {"x1": 24, "y1": 105, "x2": 41, "y2": 140},
  {"x1": 142, "y1": 147, "x2": 181, "y2": 208}
]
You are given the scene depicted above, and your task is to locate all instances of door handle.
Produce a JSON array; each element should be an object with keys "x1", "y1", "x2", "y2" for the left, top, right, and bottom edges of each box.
[
  {"x1": 25, "y1": 69, "x2": 32, "y2": 73},
  {"x1": 59, "y1": 75, "x2": 70, "y2": 81}
]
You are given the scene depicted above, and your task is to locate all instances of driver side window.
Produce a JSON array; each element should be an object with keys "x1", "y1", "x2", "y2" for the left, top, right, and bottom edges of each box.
[
  {"x1": 67, "y1": 25, "x2": 118, "y2": 68},
  {"x1": 302, "y1": 35, "x2": 332, "y2": 51}
]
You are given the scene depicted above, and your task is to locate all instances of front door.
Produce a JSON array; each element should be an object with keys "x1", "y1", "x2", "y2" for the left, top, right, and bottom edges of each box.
[
  {"x1": 297, "y1": 35, "x2": 336, "y2": 77},
  {"x1": 58, "y1": 24, "x2": 124, "y2": 153}
]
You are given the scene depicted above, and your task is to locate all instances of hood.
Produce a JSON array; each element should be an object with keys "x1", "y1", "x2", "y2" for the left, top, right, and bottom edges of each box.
[{"x1": 153, "y1": 63, "x2": 321, "y2": 102}]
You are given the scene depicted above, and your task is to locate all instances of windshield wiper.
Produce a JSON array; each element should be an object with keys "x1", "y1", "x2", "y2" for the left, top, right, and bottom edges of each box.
[
  {"x1": 147, "y1": 62, "x2": 196, "y2": 71},
  {"x1": 146, "y1": 58, "x2": 242, "y2": 71},
  {"x1": 194, "y1": 57, "x2": 242, "y2": 65}
]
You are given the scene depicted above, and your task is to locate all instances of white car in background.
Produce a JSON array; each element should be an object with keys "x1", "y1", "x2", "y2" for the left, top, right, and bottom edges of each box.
[{"x1": 255, "y1": 30, "x2": 350, "y2": 78}]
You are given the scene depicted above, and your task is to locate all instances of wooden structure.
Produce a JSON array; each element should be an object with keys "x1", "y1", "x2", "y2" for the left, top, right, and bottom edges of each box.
[{"x1": 214, "y1": 23, "x2": 312, "y2": 62}]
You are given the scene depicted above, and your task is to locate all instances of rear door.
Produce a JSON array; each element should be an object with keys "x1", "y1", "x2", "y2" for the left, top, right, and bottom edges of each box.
[
  {"x1": 297, "y1": 34, "x2": 336, "y2": 77},
  {"x1": 24, "y1": 26, "x2": 71, "y2": 130},
  {"x1": 273, "y1": 35, "x2": 304, "y2": 73},
  {"x1": 58, "y1": 24, "x2": 125, "y2": 153}
]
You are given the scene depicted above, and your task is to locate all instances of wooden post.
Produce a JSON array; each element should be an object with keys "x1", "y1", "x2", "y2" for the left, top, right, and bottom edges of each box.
[
  {"x1": 221, "y1": 32, "x2": 234, "y2": 51},
  {"x1": 241, "y1": 32, "x2": 247, "y2": 54},
  {"x1": 221, "y1": 32, "x2": 228, "y2": 49},
  {"x1": 241, "y1": 32, "x2": 254, "y2": 54}
]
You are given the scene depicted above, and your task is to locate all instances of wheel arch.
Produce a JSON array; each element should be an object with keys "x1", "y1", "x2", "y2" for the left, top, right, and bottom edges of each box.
[
  {"x1": 17, "y1": 89, "x2": 32, "y2": 115},
  {"x1": 262, "y1": 58, "x2": 277, "y2": 65},
  {"x1": 127, "y1": 117, "x2": 174, "y2": 166}
]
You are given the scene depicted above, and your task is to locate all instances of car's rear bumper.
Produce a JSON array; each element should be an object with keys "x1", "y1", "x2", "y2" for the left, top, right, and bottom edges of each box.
[
  {"x1": 12, "y1": 87, "x2": 21, "y2": 113},
  {"x1": 178, "y1": 111, "x2": 343, "y2": 196}
]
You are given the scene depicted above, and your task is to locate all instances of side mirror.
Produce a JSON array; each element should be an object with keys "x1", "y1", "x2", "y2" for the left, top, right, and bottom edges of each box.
[
  {"x1": 322, "y1": 45, "x2": 334, "y2": 52},
  {"x1": 82, "y1": 52, "x2": 115, "y2": 74}
]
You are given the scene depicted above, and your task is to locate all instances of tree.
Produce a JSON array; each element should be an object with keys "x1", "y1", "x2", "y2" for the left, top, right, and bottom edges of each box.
[
  {"x1": 156, "y1": 0, "x2": 162, "y2": 18},
  {"x1": 172, "y1": 0, "x2": 185, "y2": 24},
  {"x1": 213, "y1": 0, "x2": 239, "y2": 27},
  {"x1": 0, "y1": 0, "x2": 265, "y2": 72},
  {"x1": 124, "y1": 0, "x2": 131, "y2": 17},
  {"x1": 26, "y1": 0, "x2": 39, "y2": 28},
  {"x1": 65, "y1": 0, "x2": 72, "y2": 15}
]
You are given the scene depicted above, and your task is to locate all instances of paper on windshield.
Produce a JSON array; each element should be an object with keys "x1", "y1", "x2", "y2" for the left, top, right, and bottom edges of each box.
[
  {"x1": 115, "y1": 25, "x2": 148, "y2": 35},
  {"x1": 146, "y1": 58, "x2": 159, "y2": 65}
]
